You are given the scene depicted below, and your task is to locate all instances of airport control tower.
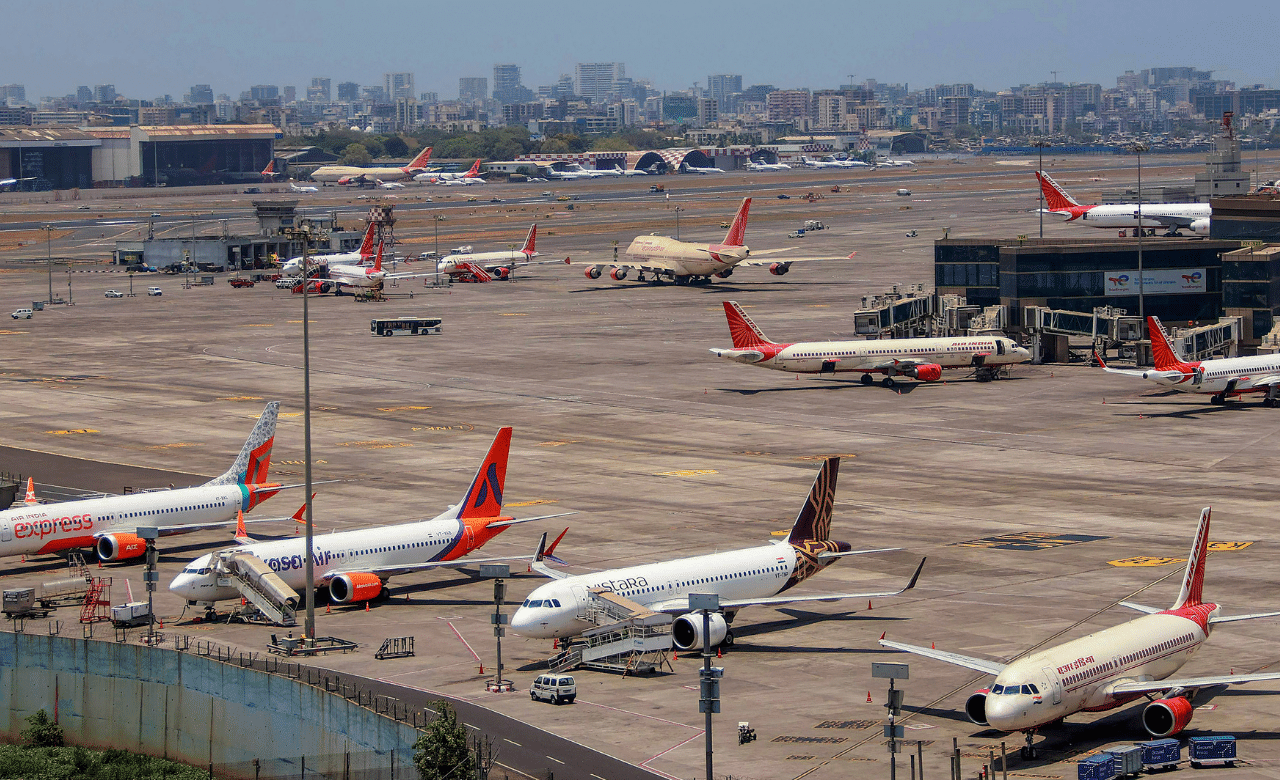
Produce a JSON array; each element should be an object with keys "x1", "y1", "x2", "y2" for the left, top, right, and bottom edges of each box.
[{"x1": 1196, "y1": 111, "x2": 1250, "y2": 202}]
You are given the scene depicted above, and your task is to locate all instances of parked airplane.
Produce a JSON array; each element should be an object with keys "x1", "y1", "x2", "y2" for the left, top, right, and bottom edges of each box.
[
  {"x1": 0, "y1": 177, "x2": 36, "y2": 190},
  {"x1": 611, "y1": 165, "x2": 648, "y2": 177},
  {"x1": 1036, "y1": 172, "x2": 1211, "y2": 235},
  {"x1": 882, "y1": 508, "x2": 1280, "y2": 756},
  {"x1": 375, "y1": 180, "x2": 405, "y2": 190},
  {"x1": 511, "y1": 457, "x2": 923, "y2": 650},
  {"x1": 681, "y1": 163, "x2": 725, "y2": 174},
  {"x1": 261, "y1": 161, "x2": 281, "y2": 180},
  {"x1": 800, "y1": 156, "x2": 847, "y2": 170},
  {"x1": 876, "y1": 157, "x2": 915, "y2": 167},
  {"x1": 711, "y1": 301, "x2": 1031, "y2": 385},
  {"x1": 289, "y1": 183, "x2": 319, "y2": 194},
  {"x1": 280, "y1": 223, "x2": 378, "y2": 276},
  {"x1": 577, "y1": 198, "x2": 851, "y2": 285},
  {"x1": 1096, "y1": 315, "x2": 1280, "y2": 405},
  {"x1": 310, "y1": 147, "x2": 434, "y2": 185},
  {"x1": 169, "y1": 427, "x2": 571, "y2": 607},
  {"x1": 0, "y1": 403, "x2": 297, "y2": 562},
  {"x1": 435, "y1": 224, "x2": 551, "y2": 282},
  {"x1": 414, "y1": 159, "x2": 484, "y2": 185},
  {"x1": 746, "y1": 159, "x2": 792, "y2": 171},
  {"x1": 538, "y1": 163, "x2": 606, "y2": 181}
]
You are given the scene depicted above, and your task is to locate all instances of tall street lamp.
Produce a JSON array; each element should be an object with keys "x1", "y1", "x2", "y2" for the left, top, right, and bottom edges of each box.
[
  {"x1": 43, "y1": 224, "x2": 53, "y2": 304},
  {"x1": 675, "y1": 207, "x2": 684, "y2": 240},
  {"x1": 1034, "y1": 139, "x2": 1050, "y2": 238},
  {"x1": 1133, "y1": 143, "x2": 1149, "y2": 324}
]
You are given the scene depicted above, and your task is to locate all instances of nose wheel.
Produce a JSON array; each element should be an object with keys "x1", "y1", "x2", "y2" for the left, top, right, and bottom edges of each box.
[{"x1": 1020, "y1": 730, "x2": 1038, "y2": 760}]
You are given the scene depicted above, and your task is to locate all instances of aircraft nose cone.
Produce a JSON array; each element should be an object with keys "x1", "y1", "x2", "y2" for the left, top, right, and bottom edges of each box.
[{"x1": 509, "y1": 608, "x2": 537, "y2": 635}]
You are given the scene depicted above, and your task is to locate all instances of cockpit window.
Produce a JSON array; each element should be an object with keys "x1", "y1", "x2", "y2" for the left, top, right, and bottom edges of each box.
[
  {"x1": 1022, "y1": 685, "x2": 1038, "y2": 695},
  {"x1": 1002, "y1": 686, "x2": 1019, "y2": 694},
  {"x1": 198, "y1": 568, "x2": 211, "y2": 575},
  {"x1": 551, "y1": 599, "x2": 561, "y2": 608},
  {"x1": 990, "y1": 685, "x2": 1003, "y2": 694}
]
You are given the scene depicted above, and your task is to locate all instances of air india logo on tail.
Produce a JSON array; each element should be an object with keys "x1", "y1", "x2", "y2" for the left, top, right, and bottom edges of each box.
[
  {"x1": 405, "y1": 147, "x2": 433, "y2": 170},
  {"x1": 723, "y1": 198, "x2": 752, "y2": 247}
]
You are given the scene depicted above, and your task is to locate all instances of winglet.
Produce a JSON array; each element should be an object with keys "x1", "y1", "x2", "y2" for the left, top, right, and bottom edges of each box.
[
  {"x1": 292, "y1": 494, "x2": 314, "y2": 524},
  {"x1": 454, "y1": 427, "x2": 511, "y2": 519},
  {"x1": 722, "y1": 198, "x2": 752, "y2": 246},
  {"x1": 1172, "y1": 507, "x2": 1212, "y2": 610},
  {"x1": 902, "y1": 558, "x2": 926, "y2": 592},
  {"x1": 24, "y1": 477, "x2": 36, "y2": 505},
  {"x1": 544, "y1": 527, "x2": 569, "y2": 565}
]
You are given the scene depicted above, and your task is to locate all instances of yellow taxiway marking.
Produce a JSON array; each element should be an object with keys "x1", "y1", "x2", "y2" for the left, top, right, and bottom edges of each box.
[
  {"x1": 277, "y1": 459, "x2": 327, "y2": 465},
  {"x1": 337, "y1": 440, "x2": 413, "y2": 449},
  {"x1": 1208, "y1": 541, "x2": 1253, "y2": 551},
  {"x1": 655, "y1": 469, "x2": 718, "y2": 477},
  {"x1": 218, "y1": 396, "x2": 264, "y2": 401},
  {"x1": 285, "y1": 320, "x2": 318, "y2": 323},
  {"x1": 144, "y1": 442, "x2": 198, "y2": 450},
  {"x1": 410, "y1": 424, "x2": 475, "y2": 432},
  {"x1": 500, "y1": 313, "x2": 528, "y2": 316},
  {"x1": 250, "y1": 412, "x2": 302, "y2": 418},
  {"x1": 797, "y1": 453, "x2": 857, "y2": 461},
  {"x1": 539, "y1": 440, "x2": 580, "y2": 447},
  {"x1": 376, "y1": 405, "x2": 431, "y2": 412},
  {"x1": 0, "y1": 330, "x2": 29, "y2": 335},
  {"x1": 46, "y1": 429, "x2": 99, "y2": 435},
  {"x1": 507, "y1": 499, "x2": 559, "y2": 508},
  {"x1": 241, "y1": 324, "x2": 275, "y2": 327},
  {"x1": 1109, "y1": 557, "x2": 1184, "y2": 567}
]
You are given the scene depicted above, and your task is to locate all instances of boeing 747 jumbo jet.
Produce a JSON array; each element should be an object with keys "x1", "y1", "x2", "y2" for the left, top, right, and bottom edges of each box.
[
  {"x1": 1096, "y1": 315, "x2": 1280, "y2": 405},
  {"x1": 169, "y1": 427, "x2": 570, "y2": 608},
  {"x1": 0, "y1": 402, "x2": 295, "y2": 562},
  {"x1": 577, "y1": 198, "x2": 851, "y2": 284},
  {"x1": 311, "y1": 147, "x2": 434, "y2": 185},
  {"x1": 882, "y1": 508, "x2": 1280, "y2": 757},
  {"x1": 1036, "y1": 172, "x2": 1211, "y2": 235},
  {"x1": 510, "y1": 457, "x2": 924, "y2": 651},
  {"x1": 711, "y1": 301, "x2": 1031, "y2": 386}
]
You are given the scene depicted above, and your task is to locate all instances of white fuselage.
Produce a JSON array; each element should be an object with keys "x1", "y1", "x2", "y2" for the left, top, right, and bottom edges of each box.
[
  {"x1": 438, "y1": 250, "x2": 532, "y2": 276},
  {"x1": 311, "y1": 165, "x2": 417, "y2": 183},
  {"x1": 622, "y1": 235, "x2": 749, "y2": 277},
  {"x1": 169, "y1": 514, "x2": 477, "y2": 603},
  {"x1": 281, "y1": 250, "x2": 369, "y2": 276},
  {"x1": 1131, "y1": 354, "x2": 1280, "y2": 396},
  {"x1": 511, "y1": 543, "x2": 800, "y2": 639},
  {"x1": 981, "y1": 611, "x2": 1212, "y2": 732},
  {"x1": 328, "y1": 263, "x2": 384, "y2": 289},
  {"x1": 713, "y1": 335, "x2": 1030, "y2": 375},
  {"x1": 0, "y1": 485, "x2": 245, "y2": 557},
  {"x1": 1053, "y1": 203, "x2": 1211, "y2": 229},
  {"x1": 747, "y1": 162, "x2": 791, "y2": 171}
]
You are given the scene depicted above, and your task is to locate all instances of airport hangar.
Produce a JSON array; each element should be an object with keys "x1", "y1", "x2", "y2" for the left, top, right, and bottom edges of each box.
[{"x1": 0, "y1": 124, "x2": 279, "y2": 189}]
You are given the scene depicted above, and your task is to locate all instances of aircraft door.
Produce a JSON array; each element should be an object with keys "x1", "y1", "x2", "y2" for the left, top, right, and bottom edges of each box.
[
  {"x1": 996, "y1": 340, "x2": 1006, "y2": 356},
  {"x1": 570, "y1": 585, "x2": 589, "y2": 619},
  {"x1": 1192, "y1": 367, "x2": 1204, "y2": 387},
  {"x1": 0, "y1": 522, "x2": 9, "y2": 542},
  {"x1": 1041, "y1": 667, "x2": 1062, "y2": 705},
  {"x1": 820, "y1": 360, "x2": 838, "y2": 374}
]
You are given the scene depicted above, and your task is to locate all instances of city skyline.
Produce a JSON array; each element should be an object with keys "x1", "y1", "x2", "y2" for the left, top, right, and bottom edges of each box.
[{"x1": 4, "y1": 0, "x2": 1276, "y2": 101}]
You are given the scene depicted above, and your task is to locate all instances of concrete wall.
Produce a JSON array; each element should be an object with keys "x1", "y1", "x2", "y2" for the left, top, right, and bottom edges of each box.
[{"x1": 0, "y1": 632, "x2": 419, "y2": 777}]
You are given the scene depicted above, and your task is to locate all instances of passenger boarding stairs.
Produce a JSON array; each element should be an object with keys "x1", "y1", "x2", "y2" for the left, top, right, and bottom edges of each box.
[
  {"x1": 548, "y1": 589, "x2": 672, "y2": 674},
  {"x1": 213, "y1": 551, "x2": 299, "y2": 627}
]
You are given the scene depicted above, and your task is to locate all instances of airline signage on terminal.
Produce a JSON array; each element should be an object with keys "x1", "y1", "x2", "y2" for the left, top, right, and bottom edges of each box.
[{"x1": 1105, "y1": 269, "x2": 1206, "y2": 296}]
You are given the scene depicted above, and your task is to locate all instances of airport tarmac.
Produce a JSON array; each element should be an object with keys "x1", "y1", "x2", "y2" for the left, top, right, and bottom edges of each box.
[{"x1": 4, "y1": 159, "x2": 1280, "y2": 780}]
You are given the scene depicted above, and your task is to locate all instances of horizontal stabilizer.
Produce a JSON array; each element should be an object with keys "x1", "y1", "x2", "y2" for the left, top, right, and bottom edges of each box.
[
  {"x1": 1209, "y1": 609, "x2": 1280, "y2": 624},
  {"x1": 816, "y1": 546, "x2": 900, "y2": 560},
  {"x1": 1118, "y1": 601, "x2": 1161, "y2": 614},
  {"x1": 488, "y1": 511, "x2": 576, "y2": 528}
]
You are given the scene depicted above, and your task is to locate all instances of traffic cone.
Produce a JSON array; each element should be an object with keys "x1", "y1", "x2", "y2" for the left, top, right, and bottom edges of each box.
[
  {"x1": 479, "y1": 663, "x2": 484, "y2": 674},
  {"x1": 931, "y1": 641, "x2": 935, "y2": 649},
  {"x1": 717, "y1": 646, "x2": 722, "y2": 658},
  {"x1": 673, "y1": 649, "x2": 679, "y2": 660},
  {"x1": 552, "y1": 638, "x2": 559, "y2": 650},
  {"x1": 867, "y1": 691, "x2": 873, "y2": 703},
  {"x1": 326, "y1": 603, "x2": 331, "y2": 614},
  {"x1": 365, "y1": 601, "x2": 369, "y2": 612},
  {"x1": 159, "y1": 618, "x2": 164, "y2": 628},
  {"x1": 868, "y1": 600, "x2": 873, "y2": 610}
]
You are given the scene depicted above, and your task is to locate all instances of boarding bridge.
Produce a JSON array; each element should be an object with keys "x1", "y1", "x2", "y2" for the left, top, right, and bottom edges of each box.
[
  {"x1": 547, "y1": 589, "x2": 672, "y2": 675},
  {"x1": 1168, "y1": 318, "x2": 1241, "y2": 361},
  {"x1": 213, "y1": 551, "x2": 298, "y2": 627},
  {"x1": 854, "y1": 284, "x2": 936, "y2": 338}
]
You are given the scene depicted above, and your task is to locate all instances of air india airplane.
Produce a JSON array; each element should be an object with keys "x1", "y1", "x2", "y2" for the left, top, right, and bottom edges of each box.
[
  {"x1": 577, "y1": 198, "x2": 852, "y2": 284},
  {"x1": 511, "y1": 457, "x2": 924, "y2": 651},
  {"x1": 310, "y1": 147, "x2": 434, "y2": 185},
  {"x1": 434, "y1": 224, "x2": 562, "y2": 282},
  {"x1": 1096, "y1": 315, "x2": 1280, "y2": 406},
  {"x1": 414, "y1": 159, "x2": 484, "y2": 185},
  {"x1": 711, "y1": 301, "x2": 1031, "y2": 386},
  {"x1": 0, "y1": 403, "x2": 296, "y2": 562},
  {"x1": 169, "y1": 427, "x2": 570, "y2": 608},
  {"x1": 1036, "y1": 172, "x2": 1210, "y2": 236},
  {"x1": 882, "y1": 507, "x2": 1280, "y2": 757}
]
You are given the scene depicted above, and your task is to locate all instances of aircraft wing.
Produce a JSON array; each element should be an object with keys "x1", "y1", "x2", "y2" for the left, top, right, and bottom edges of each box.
[
  {"x1": 488, "y1": 512, "x2": 575, "y2": 528},
  {"x1": 1133, "y1": 212, "x2": 1195, "y2": 228},
  {"x1": 114, "y1": 512, "x2": 306, "y2": 537},
  {"x1": 739, "y1": 252, "x2": 856, "y2": 266},
  {"x1": 879, "y1": 638, "x2": 1006, "y2": 675},
  {"x1": 650, "y1": 557, "x2": 924, "y2": 612},
  {"x1": 1110, "y1": 671, "x2": 1280, "y2": 696},
  {"x1": 1093, "y1": 349, "x2": 1150, "y2": 377},
  {"x1": 1245, "y1": 375, "x2": 1280, "y2": 388},
  {"x1": 599, "y1": 257, "x2": 685, "y2": 274},
  {"x1": 1118, "y1": 601, "x2": 1162, "y2": 614},
  {"x1": 324, "y1": 553, "x2": 539, "y2": 581}
]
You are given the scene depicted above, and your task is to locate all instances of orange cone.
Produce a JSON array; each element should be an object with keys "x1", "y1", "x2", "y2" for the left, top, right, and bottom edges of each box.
[
  {"x1": 478, "y1": 663, "x2": 484, "y2": 674},
  {"x1": 931, "y1": 641, "x2": 935, "y2": 649},
  {"x1": 868, "y1": 600, "x2": 872, "y2": 610},
  {"x1": 673, "y1": 649, "x2": 679, "y2": 660},
  {"x1": 867, "y1": 691, "x2": 873, "y2": 703},
  {"x1": 365, "y1": 601, "x2": 369, "y2": 612},
  {"x1": 326, "y1": 603, "x2": 331, "y2": 614},
  {"x1": 717, "y1": 646, "x2": 722, "y2": 658},
  {"x1": 159, "y1": 618, "x2": 163, "y2": 628},
  {"x1": 553, "y1": 638, "x2": 559, "y2": 650}
]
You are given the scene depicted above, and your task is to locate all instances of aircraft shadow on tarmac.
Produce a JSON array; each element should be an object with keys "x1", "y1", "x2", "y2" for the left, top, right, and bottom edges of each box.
[
  {"x1": 722, "y1": 382, "x2": 923, "y2": 396},
  {"x1": 1115, "y1": 402, "x2": 1265, "y2": 420},
  {"x1": 569, "y1": 279, "x2": 847, "y2": 295}
]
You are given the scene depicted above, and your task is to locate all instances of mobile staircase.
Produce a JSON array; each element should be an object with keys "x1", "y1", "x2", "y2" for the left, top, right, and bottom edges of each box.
[
  {"x1": 547, "y1": 588, "x2": 673, "y2": 675},
  {"x1": 212, "y1": 551, "x2": 299, "y2": 627}
]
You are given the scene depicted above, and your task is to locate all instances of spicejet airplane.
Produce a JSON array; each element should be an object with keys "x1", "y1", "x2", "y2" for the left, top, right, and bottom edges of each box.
[
  {"x1": 577, "y1": 198, "x2": 851, "y2": 284},
  {"x1": 310, "y1": 147, "x2": 434, "y2": 185},
  {"x1": 0, "y1": 402, "x2": 296, "y2": 562},
  {"x1": 1036, "y1": 172, "x2": 1211, "y2": 236},
  {"x1": 414, "y1": 159, "x2": 483, "y2": 185},
  {"x1": 1096, "y1": 315, "x2": 1280, "y2": 406},
  {"x1": 882, "y1": 508, "x2": 1280, "y2": 757},
  {"x1": 169, "y1": 427, "x2": 571, "y2": 607},
  {"x1": 511, "y1": 457, "x2": 924, "y2": 651},
  {"x1": 711, "y1": 301, "x2": 1031, "y2": 386}
]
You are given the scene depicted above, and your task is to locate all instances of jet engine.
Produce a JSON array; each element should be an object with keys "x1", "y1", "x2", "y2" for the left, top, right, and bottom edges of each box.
[
  {"x1": 769, "y1": 262, "x2": 791, "y2": 276},
  {"x1": 714, "y1": 269, "x2": 734, "y2": 279},
  {"x1": 95, "y1": 533, "x2": 147, "y2": 562},
  {"x1": 610, "y1": 267, "x2": 629, "y2": 281},
  {"x1": 328, "y1": 572, "x2": 383, "y2": 604},
  {"x1": 1142, "y1": 697, "x2": 1194, "y2": 737},
  {"x1": 672, "y1": 611, "x2": 728, "y2": 650},
  {"x1": 584, "y1": 265, "x2": 603, "y2": 280},
  {"x1": 964, "y1": 689, "x2": 990, "y2": 726},
  {"x1": 1191, "y1": 218, "x2": 1210, "y2": 236},
  {"x1": 908, "y1": 363, "x2": 943, "y2": 382},
  {"x1": 492, "y1": 266, "x2": 512, "y2": 280}
]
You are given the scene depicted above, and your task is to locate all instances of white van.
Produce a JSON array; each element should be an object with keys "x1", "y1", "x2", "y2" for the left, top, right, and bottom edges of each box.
[{"x1": 529, "y1": 674, "x2": 576, "y2": 705}]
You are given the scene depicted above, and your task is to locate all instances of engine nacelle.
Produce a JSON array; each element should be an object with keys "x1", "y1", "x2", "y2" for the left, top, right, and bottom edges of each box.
[
  {"x1": 95, "y1": 533, "x2": 147, "y2": 562},
  {"x1": 584, "y1": 265, "x2": 603, "y2": 280},
  {"x1": 672, "y1": 611, "x2": 728, "y2": 650},
  {"x1": 769, "y1": 262, "x2": 791, "y2": 276},
  {"x1": 1143, "y1": 697, "x2": 1194, "y2": 737},
  {"x1": 909, "y1": 363, "x2": 943, "y2": 382},
  {"x1": 318, "y1": 281, "x2": 333, "y2": 294},
  {"x1": 964, "y1": 689, "x2": 990, "y2": 726},
  {"x1": 714, "y1": 269, "x2": 734, "y2": 279},
  {"x1": 492, "y1": 266, "x2": 512, "y2": 280},
  {"x1": 610, "y1": 267, "x2": 629, "y2": 280},
  {"x1": 1191, "y1": 217, "x2": 1211, "y2": 236},
  {"x1": 328, "y1": 572, "x2": 383, "y2": 604}
]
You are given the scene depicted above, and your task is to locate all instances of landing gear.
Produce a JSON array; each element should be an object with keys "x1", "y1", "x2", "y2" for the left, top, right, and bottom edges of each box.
[
  {"x1": 1020, "y1": 730, "x2": 1039, "y2": 760},
  {"x1": 637, "y1": 272, "x2": 646, "y2": 282},
  {"x1": 1264, "y1": 397, "x2": 1276, "y2": 408},
  {"x1": 975, "y1": 367, "x2": 996, "y2": 383},
  {"x1": 860, "y1": 373, "x2": 874, "y2": 386},
  {"x1": 723, "y1": 630, "x2": 735, "y2": 647},
  {"x1": 1210, "y1": 394, "x2": 1226, "y2": 405},
  {"x1": 881, "y1": 376, "x2": 895, "y2": 388}
]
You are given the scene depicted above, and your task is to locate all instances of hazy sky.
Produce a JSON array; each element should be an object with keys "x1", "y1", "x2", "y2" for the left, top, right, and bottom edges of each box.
[{"x1": 7, "y1": 0, "x2": 1277, "y2": 100}]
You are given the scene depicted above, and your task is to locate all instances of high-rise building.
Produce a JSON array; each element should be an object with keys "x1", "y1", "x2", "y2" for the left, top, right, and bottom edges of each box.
[
  {"x1": 493, "y1": 64, "x2": 532, "y2": 104},
  {"x1": 1, "y1": 84, "x2": 27, "y2": 104},
  {"x1": 337, "y1": 81, "x2": 360, "y2": 101},
  {"x1": 575, "y1": 62, "x2": 625, "y2": 103},
  {"x1": 76, "y1": 86, "x2": 92, "y2": 103},
  {"x1": 309, "y1": 78, "x2": 331, "y2": 102},
  {"x1": 706, "y1": 74, "x2": 742, "y2": 110},
  {"x1": 283, "y1": 86, "x2": 296, "y2": 103},
  {"x1": 93, "y1": 84, "x2": 117, "y2": 103},
  {"x1": 361, "y1": 85, "x2": 388, "y2": 103},
  {"x1": 696, "y1": 97, "x2": 719, "y2": 127},
  {"x1": 420, "y1": 92, "x2": 439, "y2": 104},
  {"x1": 186, "y1": 84, "x2": 214, "y2": 104},
  {"x1": 459, "y1": 77, "x2": 488, "y2": 103},
  {"x1": 766, "y1": 89, "x2": 811, "y2": 122},
  {"x1": 249, "y1": 85, "x2": 279, "y2": 101},
  {"x1": 385, "y1": 72, "x2": 415, "y2": 100}
]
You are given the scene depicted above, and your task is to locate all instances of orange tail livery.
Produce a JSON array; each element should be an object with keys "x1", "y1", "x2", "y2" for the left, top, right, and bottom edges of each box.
[{"x1": 405, "y1": 146, "x2": 434, "y2": 170}]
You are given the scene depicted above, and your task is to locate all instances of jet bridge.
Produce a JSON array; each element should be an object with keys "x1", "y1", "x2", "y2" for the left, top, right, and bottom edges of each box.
[
  {"x1": 213, "y1": 551, "x2": 298, "y2": 626},
  {"x1": 547, "y1": 588, "x2": 672, "y2": 675}
]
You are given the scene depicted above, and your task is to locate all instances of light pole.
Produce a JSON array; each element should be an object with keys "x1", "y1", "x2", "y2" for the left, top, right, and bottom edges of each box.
[
  {"x1": 675, "y1": 206, "x2": 684, "y2": 240},
  {"x1": 1034, "y1": 139, "x2": 1050, "y2": 238},
  {"x1": 1133, "y1": 143, "x2": 1149, "y2": 324},
  {"x1": 689, "y1": 593, "x2": 721, "y2": 780},
  {"x1": 43, "y1": 224, "x2": 53, "y2": 304}
]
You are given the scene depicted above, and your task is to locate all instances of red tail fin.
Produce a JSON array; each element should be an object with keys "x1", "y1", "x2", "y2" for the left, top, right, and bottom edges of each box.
[
  {"x1": 723, "y1": 300, "x2": 773, "y2": 349},
  {"x1": 24, "y1": 477, "x2": 36, "y2": 505},
  {"x1": 466, "y1": 159, "x2": 481, "y2": 177},
  {"x1": 261, "y1": 160, "x2": 275, "y2": 176},
  {"x1": 1148, "y1": 316, "x2": 1192, "y2": 371},
  {"x1": 454, "y1": 427, "x2": 511, "y2": 520},
  {"x1": 358, "y1": 223, "x2": 377, "y2": 258},
  {"x1": 1036, "y1": 172, "x2": 1082, "y2": 211},
  {"x1": 1173, "y1": 507, "x2": 1211, "y2": 609},
  {"x1": 520, "y1": 224, "x2": 537, "y2": 256},
  {"x1": 723, "y1": 198, "x2": 751, "y2": 246},
  {"x1": 406, "y1": 146, "x2": 433, "y2": 170},
  {"x1": 373, "y1": 241, "x2": 383, "y2": 272}
]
